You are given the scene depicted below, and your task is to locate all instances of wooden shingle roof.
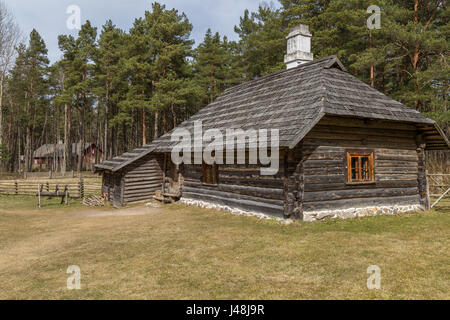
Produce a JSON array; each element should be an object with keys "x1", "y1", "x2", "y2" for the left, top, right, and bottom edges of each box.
[
  {"x1": 96, "y1": 55, "x2": 449, "y2": 172},
  {"x1": 35, "y1": 142, "x2": 95, "y2": 158}
]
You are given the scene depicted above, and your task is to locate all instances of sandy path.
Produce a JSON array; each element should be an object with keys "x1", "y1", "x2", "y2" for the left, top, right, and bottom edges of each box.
[{"x1": 64, "y1": 205, "x2": 165, "y2": 217}]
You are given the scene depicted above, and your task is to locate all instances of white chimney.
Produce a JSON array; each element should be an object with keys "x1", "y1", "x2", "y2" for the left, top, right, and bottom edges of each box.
[{"x1": 284, "y1": 24, "x2": 313, "y2": 69}]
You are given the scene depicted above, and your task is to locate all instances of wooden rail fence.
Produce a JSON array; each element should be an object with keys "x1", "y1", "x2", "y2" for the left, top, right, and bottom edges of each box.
[
  {"x1": 427, "y1": 173, "x2": 450, "y2": 208},
  {"x1": 0, "y1": 179, "x2": 100, "y2": 199}
]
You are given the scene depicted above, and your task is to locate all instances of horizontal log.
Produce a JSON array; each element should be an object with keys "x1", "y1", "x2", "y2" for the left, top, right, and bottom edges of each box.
[
  {"x1": 301, "y1": 146, "x2": 417, "y2": 155},
  {"x1": 304, "y1": 160, "x2": 343, "y2": 169},
  {"x1": 124, "y1": 183, "x2": 162, "y2": 191},
  {"x1": 375, "y1": 154, "x2": 418, "y2": 161},
  {"x1": 185, "y1": 166, "x2": 286, "y2": 177},
  {"x1": 305, "y1": 175, "x2": 345, "y2": 184},
  {"x1": 182, "y1": 186, "x2": 284, "y2": 206},
  {"x1": 124, "y1": 194, "x2": 156, "y2": 204},
  {"x1": 311, "y1": 124, "x2": 417, "y2": 138},
  {"x1": 306, "y1": 131, "x2": 415, "y2": 144},
  {"x1": 303, "y1": 152, "x2": 344, "y2": 161},
  {"x1": 124, "y1": 177, "x2": 163, "y2": 184},
  {"x1": 304, "y1": 167, "x2": 343, "y2": 175},
  {"x1": 183, "y1": 180, "x2": 284, "y2": 200},
  {"x1": 123, "y1": 187, "x2": 160, "y2": 196},
  {"x1": 303, "y1": 187, "x2": 419, "y2": 202},
  {"x1": 375, "y1": 160, "x2": 418, "y2": 167},
  {"x1": 376, "y1": 174, "x2": 418, "y2": 181},
  {"x1": 0, "y1": 187, "x2": 81, "y2": 192},
  {"x1": 318, "y1": 116, "x2": 418, "y2": 131},
  {"x1": 182, "y1": 192, "x2": 284, "y2": 217},
  {"x1": 375, "y1": 167, "x2": 418, "y2": 174},
  {"x1": 194, "y1": 177, "x2": 285, "y2": 188},
  {"x1": 303, "y1": 138, "x2": 417, "y2": 150},
  {"x1": 125, "y1": 169, "x2": 162, "y2": 175},
  {"x1": 124, "y1": 176, "x2": 163, "y2": 183},
  {"x1": 305, "y1": 180, "x2": 418, "y2": 192}
]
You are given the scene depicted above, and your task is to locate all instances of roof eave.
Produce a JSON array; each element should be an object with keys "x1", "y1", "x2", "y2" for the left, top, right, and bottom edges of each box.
[
  {"x1": 111, "y1": 145, "x2": 158, "y2": 172},
  {"x1": 424, "y1": 122, "x2": 450, "y2": 150},
  {"x1": 288, "y1": 111, "x2": 326, "y2": 149}
]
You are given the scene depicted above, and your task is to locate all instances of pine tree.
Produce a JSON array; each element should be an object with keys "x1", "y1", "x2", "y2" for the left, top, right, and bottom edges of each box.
[
  {"x1": 58, "y1": 21, "x2": 97, "y2": 173},
  {"x1": 194, "y1": 29, "x2": 228, "y2": 104},
  {"x1": 235, "y1": 5, "x2": 286, "y2": 79},
  {"x1": 381, "y1": 0, "x2": 449, "y2": 112},
  {"x1": 124, "y1": 2, "x2": 196, "y2": 142},
  {"x1": 95, "y1": 20, "x2": 128, "y2": 159},
  {"x1": 8, "y1": 30, "x2": 49, "y2": 171}
]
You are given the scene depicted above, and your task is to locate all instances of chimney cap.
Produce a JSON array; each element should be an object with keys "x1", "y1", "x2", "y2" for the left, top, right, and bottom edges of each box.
[
  {"x1": 284, "y1": 23, "x2": 313, "y2": 69},
  {"x1": 286, "y1": 24, "x2": 312, "y2": 39}
]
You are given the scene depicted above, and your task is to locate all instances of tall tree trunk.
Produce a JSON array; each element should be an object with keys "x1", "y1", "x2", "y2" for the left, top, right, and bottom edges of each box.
[
  {"x1": 17, "y1": 126, "x2": 21, "y2": 173},
  {"x1": 104, "y1": 101, "x2": 108, "y2": 161},
  {"x1": 25, "y1": 125, "x2": 31, "y2": 172},
  {"x1": 369, "y1": 31, "x2": 375, "y2": 88},
  {"x1": 62, "y1": 104, "x2": 68, "y2": 175},
  {"x1": 142, "y1": 107, "x2": 146, "y2": 146},
  {"x1": 66, "y1": 105, "x2": 72, "y2": 170},
  {"x1": 171, "y1": 103, "x2": 177, "y2": 127},
  {"x1": 77, "y1": 107, "x2": 84, "y2": 174},
  {"x1": 412, "y1": 0, "x2": 420, "y2": 110},
  {"x1": 0, "y1": 74, "x2": 4, "y2": 147},
  {"x1": 154, "y1": 111, "x2": 159, "y2": 139}
]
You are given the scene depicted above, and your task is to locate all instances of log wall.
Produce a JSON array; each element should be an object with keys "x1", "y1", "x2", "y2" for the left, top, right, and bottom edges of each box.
[
  {"x1": 300, "y1": 116, "x2": 423, "y2": 218},
  {"x1": 102, "y1": 172, "x2": 123, "y2": 206},
  {"x1": 182, "y1": 152, "x2": 287, "y2": 217},
  {"x1": 121, "y1": 153, "x2": 164, "y2": 205}
]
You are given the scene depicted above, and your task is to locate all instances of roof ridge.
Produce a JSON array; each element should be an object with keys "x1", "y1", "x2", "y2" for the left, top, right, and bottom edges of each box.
[{"x1": 222, "y1": 55, "x2": 342, "y2": 96}]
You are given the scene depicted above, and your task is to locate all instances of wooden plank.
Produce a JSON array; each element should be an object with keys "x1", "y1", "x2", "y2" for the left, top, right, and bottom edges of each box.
[
  {"x1": 183, "y1": 180, "x2": 284, "y2": 200},
  {"x1": 182, "y1": 192, "x2": 284, "y2": 217},
  {"x1": 182, "y1": 186, "x2": 284, "y2": 207},
  {"x1": 303, "y1": 187, "x2": 419, "y2": 202}
]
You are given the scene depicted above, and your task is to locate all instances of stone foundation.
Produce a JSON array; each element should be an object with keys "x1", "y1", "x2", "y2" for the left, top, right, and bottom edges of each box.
[
  {"x1": 303, "y1": 204, "x2": 423, "y2": 222},
  {"x1": 180, "y1": 198, "x2": 423, "y2": 223},
  {"x1": 180, "y1": 198, "x2": 293, "y2": 224}
]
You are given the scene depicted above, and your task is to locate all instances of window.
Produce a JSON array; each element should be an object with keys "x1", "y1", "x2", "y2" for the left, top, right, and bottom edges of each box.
[
  {"x1": 203, "y1": 162, "x2": 218, "y2": 185},
  {"x1": 346, "y1": 151, "x2": 374, "y2": 183}
]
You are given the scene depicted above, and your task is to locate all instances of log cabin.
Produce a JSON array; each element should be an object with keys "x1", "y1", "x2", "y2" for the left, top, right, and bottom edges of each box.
[
  {"x1": 34, "y1": 142, "x2": 102, "y2": 171},
  {"x1": 95, "y1": 24, "x2": 450, "y2": 221}
]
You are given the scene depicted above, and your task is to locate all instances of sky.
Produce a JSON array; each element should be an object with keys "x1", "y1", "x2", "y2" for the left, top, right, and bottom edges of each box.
[{"x1": 5, "y1": 0, "x2": 280, "y2": 63}]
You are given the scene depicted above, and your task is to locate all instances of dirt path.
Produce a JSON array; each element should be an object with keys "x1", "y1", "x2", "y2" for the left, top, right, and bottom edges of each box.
[{"x1": 64, "y1": 204, "x2": 165, "y2": 218}]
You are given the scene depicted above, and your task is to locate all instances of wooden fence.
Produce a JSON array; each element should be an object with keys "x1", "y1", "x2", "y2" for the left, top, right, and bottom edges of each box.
[
  {"x1": 427, "y1": 173, "x2": 450, "y2": 208},
  {"x1": 23, "y1": 170, "x2": 76, "y2": 180},
  {"x1": 0, "y1": 179, "x2": 101, "y2": 199}
]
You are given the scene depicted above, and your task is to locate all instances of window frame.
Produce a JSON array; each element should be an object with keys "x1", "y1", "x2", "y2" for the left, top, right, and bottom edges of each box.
[
  {"x1": 345, "y1": 150, "x2": 375, "y2": 184},
  {"x1": 202, "y1": 162, "x2": 219, "y2": 186}
]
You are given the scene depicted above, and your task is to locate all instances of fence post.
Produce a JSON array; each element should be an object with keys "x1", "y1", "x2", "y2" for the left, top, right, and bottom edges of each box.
[
  {"x1": 72, "y1": 170, "x2": 74, "y2": 178},
  {"x1": 37, "y1": 184, "x2": 41, "y2": 208},
  {"x1": 65, "y1": 186, "x2": 69, "y2": 205},
  {"x1": 425, "y1": 171, "x2": 431, "y2": 210},
  {"x1": 79, "y1": 178, "x2": 84, "y2": 199},
  {"x1": 49, "y1": 170, "x2": 52, "y2": 179},
  {"x1": 15, "y1": 181, "x2": 18, "y2": 195},
  {"x1": 46, "y1": 182, "x2": 49, "y2": 193}
]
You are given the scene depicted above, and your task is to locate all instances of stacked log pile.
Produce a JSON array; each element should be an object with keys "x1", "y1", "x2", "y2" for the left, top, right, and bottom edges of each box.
[{"x1": 82, "y1": 195, "x2": 106, "y2": 207}]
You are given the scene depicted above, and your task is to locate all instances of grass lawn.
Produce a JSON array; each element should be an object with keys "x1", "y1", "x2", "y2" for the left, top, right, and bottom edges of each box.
[{"x1": 0, "y1": 195, "x2": 448, "y2": 300}]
